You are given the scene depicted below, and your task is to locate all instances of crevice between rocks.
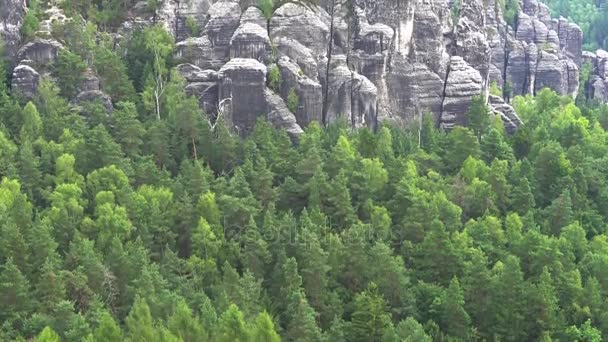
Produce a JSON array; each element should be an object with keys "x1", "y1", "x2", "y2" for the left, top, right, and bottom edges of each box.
[{"x1": 438, "y1": 61, "x2": 452, "y2": 128}]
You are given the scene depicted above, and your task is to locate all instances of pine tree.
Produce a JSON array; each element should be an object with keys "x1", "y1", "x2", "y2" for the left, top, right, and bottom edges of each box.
[
  {"x1": 125, "y1": 297, "x2": 157, "y2": 342},
  {"x1": 350, "y1": 283, "x2": 393, "y2": 341},
  {"x1": 439, "y1": 277, "x2": 471, "y2": 339},
  {"x1": 90, "y1": 311, "x2": 123, "y2": 342},
  {"x1": 251, "y1": 311, "x2": 280, "y2": 342},
  {"x1": 0, "y1": 258, "x2": 32, "y2": 322},
  {"x1": 216, "y1": 304, "x2": 249, "y2": 342},
  {"x1": 36, "y1": 327, "x2": 60, "y2": 342},
  {"x1": 167, "y1": 300, "x2": 206, "y2": 342}
]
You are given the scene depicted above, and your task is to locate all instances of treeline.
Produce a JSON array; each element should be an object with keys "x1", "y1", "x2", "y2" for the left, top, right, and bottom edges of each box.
[
  {"x1": 2, "y1": 14, "x2": 608, "y2": 342},
  {"x1": 542, "y1": 0, "x2": 608, "y2": 50}
]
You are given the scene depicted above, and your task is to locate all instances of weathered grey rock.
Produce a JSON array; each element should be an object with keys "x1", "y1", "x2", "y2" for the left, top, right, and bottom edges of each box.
[
  {"x1": 177, "y1": 63, "x2": 219, "y2": 115},
  {"x1": 0, "y1": 0, "x2": 26, "y2": 62},
  {"x1": 325, "y1": 57, "x2": 378, "y2": 128},
  {"x1": 80, "y1": 70, "x2": 101, "y2": 93},
  {"x1": 591, "y1": 77, "x2": 608, "y2": 102},
  {"x1": 270, "y1": 3, "x2": 330, "y2": 56},
  {"x1": 275, "y1": 37, "x2": 319, "y2": 79},
  {"x1": 412, "y1": 0, "x2": 450, "y2": 77},
  {"x1": 11, "y1": 61, "x2": 40, "y2": 99},
  {"x1": 38, "y1": 6, "x2": 68, "y2": 33},
  {"x1": 597, "y1": 49, "x2": 608, "y2": 79},
  {"x1": 440, "y1": 56, "x2": 484, "y2": 129},
  {"x1": 582, "y1": 51, "x2": 597, "y2": 70},
  {"x1": 277, "y1": 57, "x2": 323, "y2": 126},
  {"x1": 205, "y1": 0, "x2": 241, "y2": 47},
  {"x1": 385, "y1": 57, "x2": 445, "y2": 124},
  {"x1": 558, "y1": 18, "x2": 583, "y2": 66},
  {"x1": 264, "y1": 88, "x2": 304, "y2": 138},
  {"x1": 455, "y1": 0, "x2": 491, "y2": 85},
  {"x1": 176, "y1": 0, "x2": 241, "y2": 69},
  {"x1": 176, "y1": 36, "x2": 225, "y2": 70},
  {"x1": 218, "y1": 58, "x2": 268, "y2": 135},
  {"x1": 352, "y1": 7, "x2": 394, "y2": 56},
  {"x1": 354, "y1": 0, "x2": 416, "y2": 57},
  {"x1": 240, "y1": 6, "x2": 266, "y2": 28},
  {"x1": 489, "y1": 94, "x2": 523, "y2": 133},
  {"x1": 506, "y1": 39, "x2": 537, "y2": 96},
  {"x1": 534, "y1": 50, "x2": 569, "y2": 95},
  {"x1": 173, "y1": 0, "x2": 213, "y2": 41},
  {"x1": 17, "y1": 38, "x2": 63, "y2": 67},
  {"x1": 229, "y1": 22, "x2": 271, "y2": 62}
]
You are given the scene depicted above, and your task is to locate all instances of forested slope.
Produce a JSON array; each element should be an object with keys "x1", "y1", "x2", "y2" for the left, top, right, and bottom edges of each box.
[{"x1": 2, "y1": 34, "x2": 608, "y2": 339}]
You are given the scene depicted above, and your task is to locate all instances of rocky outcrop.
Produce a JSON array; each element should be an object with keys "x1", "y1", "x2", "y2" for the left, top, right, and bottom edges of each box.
[
  {"x1": 17, "y1": 38, "x2": 63, "y2": 67},
  {"x1": 218, "y1": 58, "x2": 268, "y2": 135},
  {"x1": 489, "y1": 95, "x2": 523, "y2": 133},
  {"x1": 277, "y1": 56, "x2": 323, "y2": 126},
  {"x1": 8, "y1": 0, "x2": 604, "y2": 136},
  {"x1": 440, "y1": 56, "x2": 484, "y2": 129},
  {"x1": 264, "y1": 89, "x2": 304, "y2": 138},
  {"x1": 11, "y1": 61, "x2": 39, "y2": 99},
  {"x1": 325, "y1": 57, "x2": 378, "y2": 128},
  {"x1": 0, "y1": 0, "x2": 26, "y2": 62},
  {"x1": 230, "y1": 22, "x2": 271, "y2": 62},
  {"x1": 177, "y1": 63, "x2": 220, "y2": 115},
  {"x1": 270, "y1": 3, "x2": 330, "y2": 56}
]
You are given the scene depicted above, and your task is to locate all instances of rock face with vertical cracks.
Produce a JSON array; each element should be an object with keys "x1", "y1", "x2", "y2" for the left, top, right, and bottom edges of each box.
[
  {"x1": 159, "y1": 0, "x2": 604, "y2": 135},
  {"x1": 441, "y1": 56, "x2": 484, "y2": 129},
  {"x1": 218, "y1": 58, "x2": 268, "y2": 135}
]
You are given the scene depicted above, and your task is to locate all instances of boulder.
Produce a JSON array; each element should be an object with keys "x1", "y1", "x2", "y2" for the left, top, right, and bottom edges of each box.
[
  {"x1": 455, "y1": 0, "x2": 491, "y2": 85},
  {"x1": 412, "y1": 0, "x2": 450, "y2": 77},
  {"x1": 218, "y1": 58, "x2": 268, "y2": 135},
  {"x1": 176, "y1": 36, "x2": 227, "y2": 70},
  {"x1": 385, "y1": 57, "x2": 445, "y2": 124},
  {"x1": 39, "y1": 6, "x2": 68, "y2": 33},
  {"x1": 440, "y1": 56, "x2": 484, "y2": 129},
  {"x1": 534, "y1": 50, "x2": 569, "y2": 95},
  {"x1": 80, "y1": 69, "x2": 101, "y2": 93},
  {"x1": 558, "y1": 18, "x2": 583, "y2": 66}
]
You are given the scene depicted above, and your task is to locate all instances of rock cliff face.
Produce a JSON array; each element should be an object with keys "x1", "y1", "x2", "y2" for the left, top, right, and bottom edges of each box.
[
  {"x1": 169, "y1": 0, "x2": 588, "y2": 134},
  {"x1": 2, "y1": 0, "x2": 605, "y2": 135}
]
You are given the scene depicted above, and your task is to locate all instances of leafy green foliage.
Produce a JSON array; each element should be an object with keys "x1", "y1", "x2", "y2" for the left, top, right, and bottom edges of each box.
[{"x1": 287, "y1": 88, "x2": 299, "y2": 113}]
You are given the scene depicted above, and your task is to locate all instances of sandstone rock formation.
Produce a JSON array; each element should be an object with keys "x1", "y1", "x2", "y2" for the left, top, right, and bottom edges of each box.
[
  {"x1": 5, "y1": 0, "x2": 608, "y2": 136},
  {"x1": 0, "y1": 0, "x2": 26, "y2": 62},
  {"x1": 11, "y1": 61, "x2": 39, "y2": 99}
]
